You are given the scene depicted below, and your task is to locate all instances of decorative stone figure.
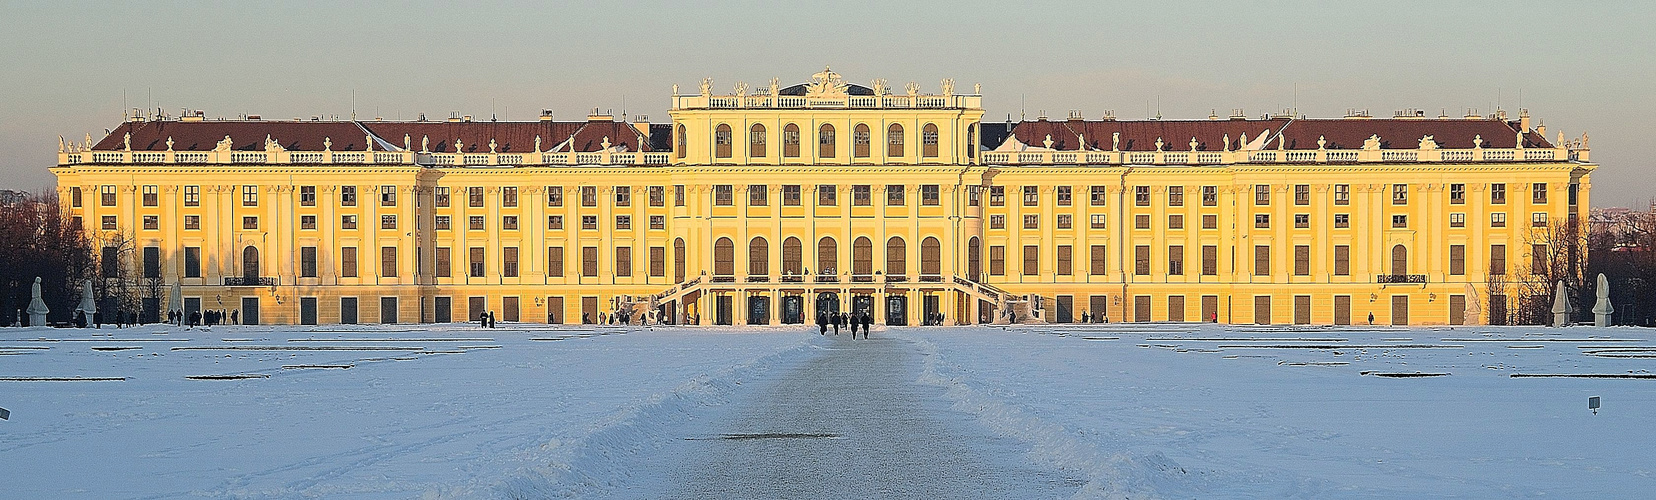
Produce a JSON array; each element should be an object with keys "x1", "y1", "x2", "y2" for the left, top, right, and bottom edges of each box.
[
  {"x1": 489, "y1": 138, "x2": 498, "y2": 153},
  {"x1": 1593, "y1": 273, "x2": 1614, "y2": 327},
  {"x1": 1189, "y1": 136, "x2": 1199, "y2": 152},
  {"x1": 1155, "y1": 137, "x2": 1164, "y2": 152},
  {"x1": 1111, "y1": 132, "x2": 1120, "y2": 151},
  {"x1": 421, "y1": 135, "x2": 430, "y2": 153},
  {"x1": 534, "y1": 135, "x2": 542, "y2": 153},
  {"x1": 404, "y1": 134, "x2": 412, "y2": 151},
  {"x1": 77, "y1": 279, "x2": 97, "y2": 327},
  {"x1": 1473, "y1": 134, "x2": 1483, "y2": 149},
  {"x1": 700, "y1": 78, "x2": 713, "y2": 97},
  {"x1": 1362, "y1": 134, "x2": 1381, "y2": 150},
  {"x1": 166, "y1": 136, "x2": 174, "y2": 151},
  {"x1": 123, "y1": 132, "x2": 131, "y2": 151},
  {"x1": 26, "y1": 277, "x2": 49, "y2": 327},
  {"x1": 1463, "y1": 283, "x2": 1482, "y2": 324},
  {"x1": 1551, "y1": 280, "x2": 1570, "y2": 327},
  {"x1": 323, "y1": 137, "x2": 332, "y2": 151},
  {"x1": 941, "y1": 78, "x2": 955, "y2": 96}
]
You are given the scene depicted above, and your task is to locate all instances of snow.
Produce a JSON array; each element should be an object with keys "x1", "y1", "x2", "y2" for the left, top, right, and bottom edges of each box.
[{"x1": 2, "y1": 322, "x2": 1653, "y2": 498}]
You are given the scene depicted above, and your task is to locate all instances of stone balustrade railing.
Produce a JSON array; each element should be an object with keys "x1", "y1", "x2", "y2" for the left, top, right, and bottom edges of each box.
[
  {"x1": 674, "y1": 93, "x2": 981, "y2": 110},
  {"x1": 979, "y1": 146, "x2": 1584, "y2": 166},
  {"x1": 61, "y1": 149, "x2": 674, "y2": 167}
]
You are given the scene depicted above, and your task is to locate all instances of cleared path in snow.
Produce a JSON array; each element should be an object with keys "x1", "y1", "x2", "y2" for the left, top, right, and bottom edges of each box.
[{"x1": 633, "y1": 333, "x2": 1080, "y2": 499}]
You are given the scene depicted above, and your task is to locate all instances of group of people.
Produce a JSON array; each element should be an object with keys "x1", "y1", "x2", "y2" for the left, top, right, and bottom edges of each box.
[
  {"x1": 817, "y1": 310, "x2": 872, "y2": 338},
  {"x1": 477, "y1": 311, "x2": 498, "y2": 328},
  {"x1": 582, "y1": 310, "x2": 637, "y2": 325},
  {"x1": 920, "y1": 312, "x2": 946, "y2": 325},
  {"x1": 173, "y1": 309, "x2": 233, "y2": 329}
]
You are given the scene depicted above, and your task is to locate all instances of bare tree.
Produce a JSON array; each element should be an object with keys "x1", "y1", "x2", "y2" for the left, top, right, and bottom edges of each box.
[
  {"x1": 0, "y1": 191, "x2": 95, "y2": 325},
  {"x1": 1513, "y1": 216, "x2": 1588, "y2": 325}
]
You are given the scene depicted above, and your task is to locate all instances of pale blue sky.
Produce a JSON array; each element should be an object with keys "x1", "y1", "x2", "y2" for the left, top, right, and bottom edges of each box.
[{"x1": 3, "y1": 0, "x2": 1652, "y2": 205}]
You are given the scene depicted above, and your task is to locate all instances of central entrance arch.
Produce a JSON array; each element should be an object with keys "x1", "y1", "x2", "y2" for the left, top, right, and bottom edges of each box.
[{"x1": 815, "y1": 292, "x2": 840, "y2": 320}]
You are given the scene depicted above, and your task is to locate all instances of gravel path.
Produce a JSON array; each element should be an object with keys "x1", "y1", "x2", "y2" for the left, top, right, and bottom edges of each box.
[{"x1": 629, "y1": 333, "x2": 1080, "y2": 499}]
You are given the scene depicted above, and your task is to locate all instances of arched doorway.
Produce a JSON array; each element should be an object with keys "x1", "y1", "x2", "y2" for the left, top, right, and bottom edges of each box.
[
  {"x1": 967, "y1": 237, "x2": 981, "y2": 279},
  {"x1": 748, "y1": 236, "x2": 769, "y2": 276},
  {"x1": 921, "y1": 237, "x2": 941, "y2": 275},
  {"x1": 714, "y1": 237, "x2": 734, "y2": 276},
  {"x1": 886, "y1": 236, "x2": 906, "y2": 276},
  {"x1": 853, "y1": 237, "x2": 873, "y2": 276},
  {"x1": 817, "y1": 236, "x2": 837, "y2": 275},
  {"x1": 782, "y1": 237, "x2": 802, "y2": 275},
  {"x1": 242, "y1": 246, "x2": 259, "y2": 281},
  {"x1": 1391, "y1": 245, "x2": 1408, "y2": 275}
]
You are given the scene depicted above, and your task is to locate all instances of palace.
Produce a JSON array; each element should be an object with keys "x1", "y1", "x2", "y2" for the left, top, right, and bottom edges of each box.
[{"x1": 51, "y1": 68, "x2": 1596, "y2": 326}]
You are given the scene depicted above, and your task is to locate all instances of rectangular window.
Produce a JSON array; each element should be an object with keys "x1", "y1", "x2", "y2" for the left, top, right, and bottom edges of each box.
[
  {"x1": 1202, "y1": 185, "x2": 1218, "y2": 206},
  {"x1": 1023, "y1": 186, "x2": 1040, "y2": 207},
  {"x1": 1057, "y1": 186, "x2": 1073, "y2": 206},
  {"x1": 242, "y1": 185, "x2": 258, "y2": 207},
  {"x1": 1392, "y1": 214, "x2": 1407, "y2": 228},
  {"x1": 184, "y1": 247, "x2": 201, "y2": 278},
  {"x1": 183, "y1": 185, "x2": 199, "y2": 206},
  {"x1": 1168, "y1": 186, "x2": 1183, "y2": 207},
  {"x1": 1168, "y1": 214, "x2": 1183, "y2": 230},
  {"x1": 1492, "y1": 212, "x2": 1507, "y2": 227},
  {"x1": 101, "y1": 215, "x2": 116, "y2": 230},
  {"x1": 1533, "y1": 244, "x2": 1548, "y2": 273},
  {"x1": 1392, "y1": 184, "x2": 1408, "y2": 205},
  {"x1": 1293, "y1": 245, "x2": 1310, "y2": 276},
  {"x1": 1057, "y1": 214, "x2": 1073, "y2": 229},
  {"x1": 546, "y1": 215, "x2": 562, "y2": 230},
  {"x1": 674, "y1": 185, "x2": 686, "y2": 206},
  {"x1": 615, "y1": 186, "x2": 631, "y2": 206},
  {"x1": 460, "y1": 186, "x2": 481, "y2": 207},
  {"x1": 1134, "y1": 186, "x2": 1149, "y2": 206},
  {"x1": 1532, "y1": 183, "x2": 1548, "y2": 204},
  {"x1": 1569, "y1": 183, "x2": 1580, "y2": 206},
  {"x1": 1254, "y1": 214, "x2": 1269, "y2": 229},
  {"x1": 581, "y1": 215, "x2": 597, "y2": 230},
  {"x1": 342, "y1": 215, "x2": 357, "y2": 230},
  {"x1": 650, "y1": 215, "x2": 665, "y2": 230},
  {"x1": 546, "y1": 247, "x2": 563, "y2": 277},
  {"x1": 341, "y1": 247, "x2": 358, "y2": 278},
  {"x1": 381, "y1": 185, "x2": 397, "y2": 207},
  {"x1": 1450, "y1": 213, "x2": 1466, "y2": 227},
  {"x1": 1023, "y1": 214, "x2": 1039, "y2": 229},
  {"x1": 502, "y1": 247, "x2": 518, "y2": 277},
  {"x1": 1202, "y1": 214, "x2": 1217, "y2": 230},
  {"x1": 242, "y1": 216, "x2": 258, "y2": 230},
  {"x1": 142, "y1": 215, "x2": 158, "y2": 230},
  {"x1": 1135, "y1": 214, "x2": 1150, "y2": 230},
  {"x1": 543, "y1": 186, "x2": 560, "y2": 207},
  {"x1": 1334, "y1": 245, "x2": 1350, "y2": 276},
  {"x1": 989, "y1": 186, "x2": 1004, "y2": 206},
  {"x1": 1334, "y1": 213, "x2": 1350, "y2": 228},
  {"x1": 1532, "y1": 212, "x2": 1548, "y2": 227},
  {"x1": 1490, "y1": 245, "x2": 1506, "y2": 275},
  {"x1": 100, "y1": 185, "x2": 116, "y2": 206},
  {"x1": 435, "y1": 186, "x2": 451, "y2": 207},
  {"x1": 1294, "y1": 213, "x2": 1309, "y2": 228},
  {"x1": 887, "y1": 185, "x2": 905, "y2": 206},
  {"x1": 1254, "y1": 245, "x2": 1270, "y2": 276},
  {"x1": 1090, "y1": 245, "x2": 1108, "y2": 276},
  {"x1": 1491, "y1": 183, "x2": 1507, "y2": 204},
  {"x1": 435, "y1": 215, "x2": 451, "y2": 230},
  {"x1": 502, "y1": 186, "x2": 518, "y2": 207},
  {"x1": 340, "y1": 186, "x2": 358, "y2": 206},
  {"x1": 1450, "y1": 245, "x2": 1466, "y2": 275},
  {"x1": 297, "y1": 185, "x2": 316, "y2": 206},
  {"x1": 615, "y1": 246, "x2": 632, "y2": 277},
  {"x1": 921, "y1": 185, "x2": 940, "y2": 206},
  {"x1": 1202, "y1": 245, "x2": 1217, "y2": 275},
  {"x1": 649, "y1": 185, "x2": 665, "y2": 206},
  {"x1": 989, "y1": 214, "x2": 1005, "y2": 230},
  {"x1": 469, "y1": 247, "x2": 486, "y2": 277},
  {"x1": 1057, "y1": 245, "x2": 1072, "y2": 275},
  {"x1": 853, "y1": 185, "x2": 871, "y2": 206},
  {"x1": 1168, "y1": 245, "x2": 1184, "y2": 275},
  {"x1": 1090, "y1": 186, "x2": 1109, "y2": 206},
  {"x1": 469, "y1": 216, "x2": 485, "y2": 231},
  {"x1": 1254, "y1": 184, "x2": 1270, "y2": 205},
  {"x1": 1090, "y1": 214, "x2": 1107, "y2": 229},
  {"x1": 968, "y1": 186, "x2": 980, "y2": 206},
  {"x1": 582, "y1": 247, "x2": 598, "y2": 277},
  {"x1": 1023, "y1": 245, "x2": 1039, "y2": 276},
  {"x1": 1334, "y1": 184, "x2": 1349, "y2": 205},
  {"x1": 381, "y1": 214, "x2": 397, "y2": 230},
  {"x1": 382, "y1": 247, "x2": 398, "y2": 277},
  {"x1": 435, "y1": 247, "x2": 450, "y2": 278},
  {"x1": 1450, "y1": 183, "x2": 1465, "y2": 204},
  {"x1": 1134, "y1": 245, "x2": 1150, "y2": 275},
  {"x1": 142, "y1": 246, "x2": 161, "y2": 279},
  {"x1": 580, "y1": 186, "x2": 597, "y2": 207},
  {"x1": 989, "y1": 245, "x2": 1005, "y2": 276},
  {"x1": 502, "y1": 215, "x2": 518, "y2": 230},
  {"x1": 300, "y1": 215, "x2": 316, "y2": 230},
  {"x1": 650, "y1": 246, "x2": 665, "y2": 277},
  {"x1": 142, "y1": 185, "x2": 158, "y2": 206},
  {"x1": 1294, "y1": 184, "x2": 1309, "y2": 205},
  {"x1": 818, "y1": 185, "x2": 837, "y2": 206},
  {"x1": 714, "y1": 185, "x2": 734, "y2": 206},
  {"x1": 783, "y1": 185, "x2": 801, "y2": 206},
  {"x1": 615, "y1": 215, "x2": 631, "y2": 230},
  {"x1": 70, "y1": 187, "x2": 82, "y2": 207}
]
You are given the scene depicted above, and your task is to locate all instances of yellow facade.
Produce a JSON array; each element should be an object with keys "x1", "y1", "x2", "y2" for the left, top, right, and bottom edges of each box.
[{"x1": 51, "y1": 69, "x2": 1595, "y2": 326}]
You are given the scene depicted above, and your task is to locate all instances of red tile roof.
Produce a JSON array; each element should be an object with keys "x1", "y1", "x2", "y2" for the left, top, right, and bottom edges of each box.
[
  {"x1": 94, "y1": 120, "x2": 369, "y2": 152},
  {"x1": 1001, "y1": 117, "x2": 1552, "y2": 151},
  {"x1": 89, "y1": 119, "x2": 656, "y2": 154},
  {"x1": 360, "y1": 121, "x2": 581, "y2": 153}
]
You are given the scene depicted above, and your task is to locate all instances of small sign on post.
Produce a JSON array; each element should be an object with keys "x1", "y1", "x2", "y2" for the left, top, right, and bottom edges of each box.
[
  {"x1": 1589, "y1": 396, "x2": 1601, "y2": 415},
  {"x1": 0, "y1": 406, "x2": 9, "y2": 420}
]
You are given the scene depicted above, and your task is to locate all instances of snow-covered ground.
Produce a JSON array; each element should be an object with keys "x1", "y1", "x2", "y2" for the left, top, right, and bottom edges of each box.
[{"x1": 1, "y1": 322, "x2": 1652, "y2": 498}]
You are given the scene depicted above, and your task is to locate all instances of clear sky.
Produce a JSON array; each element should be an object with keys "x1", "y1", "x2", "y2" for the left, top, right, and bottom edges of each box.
[{"x1": 3, "y1": 0, "x2": 1652, "y2": 205}]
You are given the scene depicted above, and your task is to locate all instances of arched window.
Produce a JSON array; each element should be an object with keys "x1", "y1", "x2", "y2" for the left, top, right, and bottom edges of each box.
[
  {"x1": 714, "y1": 123, "x2": 732, "y2": 158},
  {"x1": 676, "y1": 124, "x2": 686, "y2": 159},
  {"x1": 783, "y1": 123, "x2": 801, "y2": 158},
  {"x1": 817, "y1": 236, "x2": 837, "y2": 275},
  {"x1": 922, "y1": 123, "x2": 940, "y2": 157},
  {"x1": 921, "y1": 237, "x2": 941, "y2": 275},
  {"x1": 749, "y1": 236, "x2": 769, "y2": 276},
  {"x1": 714, "y1": 237, "x2": 734, "y2": 276},
  {"x1": 750, "y1": 123, "x2": 766, "y2": 158},
  {"x1": 1391, "y1": 245, "x2": 1408, "y2": 276},
  {"x1": 818, "y1": 124, "x2": 836, "y2": 158},
  {"x1": 886, "y1": 236, "x2": 906, "y2": 275},
  {"x1": 853, "y1": 237, "x2": 873, "y2": 275},
  {"x1": 887, "y1": 123, "x2": 904, "y2": 157},
  {"x1": 674, "y1": 238, "x2": 687, "y2": 282},
  {"x1": 782, "y1": 237, "x2": 802, "y2": 275},
  {"x1": 853, "y1": 123, "x2": 871, "y2": 157},
  {"x1": 242, "y1": 246, "x2": 260, "y2": 280},
  {"x1": 966, "y1": 123, "x2": 976, "y2": 160},
  {"x1": 967, "y1": 237, "x2": 981, "y2": 278}
]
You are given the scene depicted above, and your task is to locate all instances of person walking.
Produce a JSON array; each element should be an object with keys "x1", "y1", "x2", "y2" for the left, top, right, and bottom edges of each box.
[
  {"x1": 817, "y1": 312, "x2": 827, "y2": 335},
  {"x1": 231, "y1": 309, "x2": 239, "y2": 325},
  {"x1": 860, "y1": 311, "x2": 872, "y2": 338},
  {"x1": 849, "y1": 312, "x2": 859, "y2": 338},
  {"x1": 831, "y1": 312, "x2": 841, "y2": 335}
]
